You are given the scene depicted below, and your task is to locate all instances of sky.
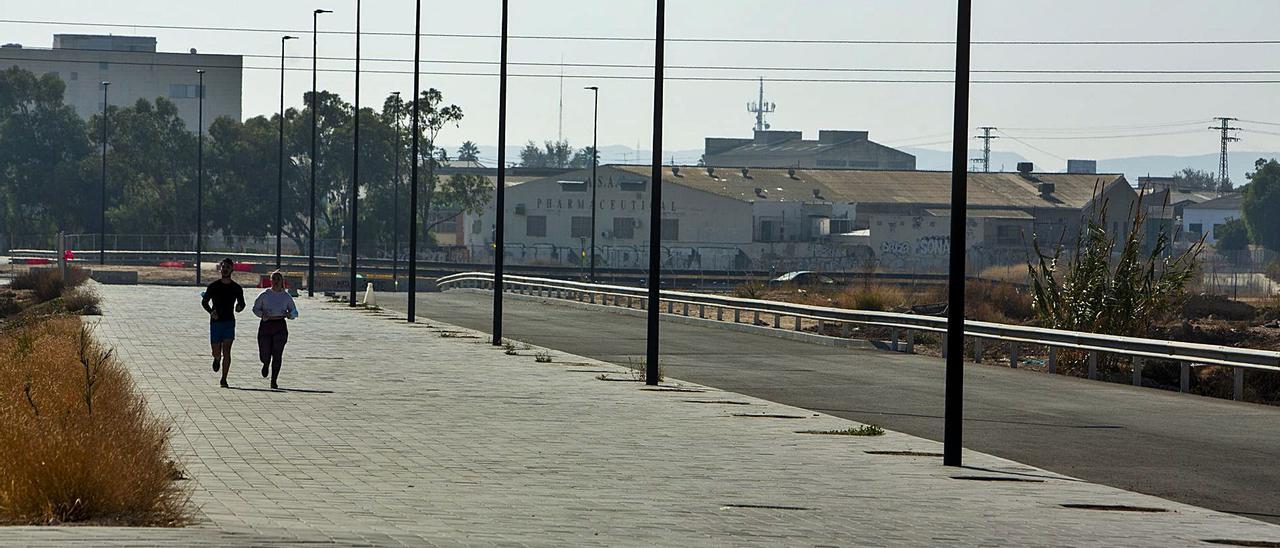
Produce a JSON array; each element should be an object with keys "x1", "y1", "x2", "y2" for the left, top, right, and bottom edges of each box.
[{"x1": 4, "y1": 0, "x2": 1280, "y2": 170}]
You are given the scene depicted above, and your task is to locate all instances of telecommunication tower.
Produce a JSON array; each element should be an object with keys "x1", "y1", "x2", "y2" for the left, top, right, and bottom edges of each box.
[
  {"x1": 1209, "y1": 117, "x2": 1240, "y2": 191},
  {"x1": 747, "y1": 78, "x2": 776, "y2": 132},
  {"x1": 973, "y1": 127, "x2": 998, "y2": 172}
]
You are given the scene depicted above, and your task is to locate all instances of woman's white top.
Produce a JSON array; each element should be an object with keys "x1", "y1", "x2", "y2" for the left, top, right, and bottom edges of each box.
[{"x1": 253, "y1": 289, "x2": 297, "y2": 319}]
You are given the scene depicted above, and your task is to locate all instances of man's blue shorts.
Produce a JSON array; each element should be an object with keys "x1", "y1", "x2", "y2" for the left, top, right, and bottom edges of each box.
[{"x1": 210, "y1": 320, "x2": 236, "y2": 344}]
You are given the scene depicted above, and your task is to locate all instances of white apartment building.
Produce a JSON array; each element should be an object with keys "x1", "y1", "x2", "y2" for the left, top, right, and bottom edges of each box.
[{"x1": 0, "y1": 34, "x2": 241, "y2": 132}]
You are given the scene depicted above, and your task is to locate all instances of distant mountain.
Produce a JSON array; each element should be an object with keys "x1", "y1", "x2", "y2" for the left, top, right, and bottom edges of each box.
[
  {"x1": 1097, "y1": 152, "x2": 1279, "y2": 187},
  {"x1": 441, "y1": 143, "x2": 702, "y2": 168},
  {"x1": 903, "y1": 148, "x2": 1029, "y2": 172}
]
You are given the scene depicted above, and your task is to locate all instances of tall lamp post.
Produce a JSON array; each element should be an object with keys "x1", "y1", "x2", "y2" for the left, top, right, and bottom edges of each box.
[
  {"x1": 278, "y1": 35, "x2": 298, "y2": 270},
  {"x1": 407, "y1": 0, "x2": 422, "y2": 322},
  {"x1": 391, "y1": 91, "x2": 402, "y2": 290},
  {"x1": 348, "y1": 0, "x2": 362, "y2": 307},
  {"x1": 310, "y1": 9, "x2": 331, "y2": 297},
  {"x1": 644, "y1": 0, "x2": 666, "y2": 385},
  {"x1": 196, "y1": 69, "x2": 205, "y2": 286},
  {"x1": 584, "y1": 86, "x2": 599, "y2": 281},
  {"x1": 492, "y1": 0, "x2": 508, "y2": 346},
  {"x1": 944, "y1": 0, "x2": 974, "y2": 467},
  {"x1": 99, "y1": 81, "x2": 110, "y2": 265}
]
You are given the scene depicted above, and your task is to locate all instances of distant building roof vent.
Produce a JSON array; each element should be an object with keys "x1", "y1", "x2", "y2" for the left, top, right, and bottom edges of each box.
[
  {"x1": 1017, "y1": 162, "x2": 1034, "y2": 175},
  {"x1": 672, "y1": 166, "x2": 682, "y2": 177},
  {"x1": 189, "y1": 48, "x2": 198, "y2": 54},
  {"x1": 754, "y1": 187, "x2": 767, "y2": 199},
  {"x1": 741, "y1": 167, "x2": 751, "y2": 179},
  {"x1": 812, "y1": 188, "x2": 824, "y2": 200},
  {"x1": 787, "y1": 168, "x2": 798, "y2": 179},
  {"x1": 1039, "y1": 182, "x2": 1056, "y2": 196},
  {"x1": 1, "y1": 43, "x2": 22, "y2": 49},
  {"x1": 706, "y1": 166, "x2": 715, "y2": 178}
]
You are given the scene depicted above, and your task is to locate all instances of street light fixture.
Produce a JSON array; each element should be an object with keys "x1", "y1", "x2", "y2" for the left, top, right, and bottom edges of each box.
[
  {"x1": 348, "y1": 0, "x2": 362, "y2": 307},
  {"x1": 99, "y1": 81, "x2": 110, "y2": 266},
  {"x1": 278, "y1": 35, "x2": 298, "y2": 270},
  {"x1": 390, "y1": 90, "x2": 402, "y2": 290},
  {"x1": 196, "y1": 69, "x2": 205, "y2": 286},
  {"x1": 407, "y1": 0, "x2": 422, "y2": 322},
  {"x1": 309, "y1": 9, "x2": 332, "y2": 297},
  {"x1": 584, "y1": 85, "x2": 599, "y2": 282}
]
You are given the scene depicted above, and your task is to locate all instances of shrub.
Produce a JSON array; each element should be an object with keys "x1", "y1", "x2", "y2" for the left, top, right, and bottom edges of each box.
[
  {"x1": 8, "y1": 268, "x2": 88, "y2": 303},
  {"x1": 834, "y1": 285, "x2": 907, "y2": 312},
  {"x1": 732, "y1": 282, "x2": 765, "y2": 299},
  {"x1": 0, "y1": 317, "x2": 188, "y2": 525},
  {"x1": 62, "y1": 287, "x2": 102, "y2": 316}
]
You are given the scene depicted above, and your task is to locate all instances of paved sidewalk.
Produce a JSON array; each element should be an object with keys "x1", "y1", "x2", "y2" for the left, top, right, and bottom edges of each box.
[{"x1": 2, "y1": 284, "x2": 1279, "y2": 546}]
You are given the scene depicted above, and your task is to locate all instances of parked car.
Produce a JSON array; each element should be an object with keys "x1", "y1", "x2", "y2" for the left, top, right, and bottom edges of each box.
[{"x1": 767, "y1": 271, "x2": 836, "y2": 286}]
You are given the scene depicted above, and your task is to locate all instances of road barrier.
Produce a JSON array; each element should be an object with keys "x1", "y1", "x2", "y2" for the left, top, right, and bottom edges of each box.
[{"x1": 438, "y1": 272, "x2": 1280, "y2": 402}]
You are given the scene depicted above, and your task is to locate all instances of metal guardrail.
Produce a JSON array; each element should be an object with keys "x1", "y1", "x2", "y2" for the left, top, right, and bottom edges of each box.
[{"x1": 437, "y1": 272, "x2": 1280, "y2": 402}]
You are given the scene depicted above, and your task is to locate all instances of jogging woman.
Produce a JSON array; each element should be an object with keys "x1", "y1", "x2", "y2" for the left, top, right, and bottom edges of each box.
[{"x1": 252, "y1": 271, "x2": 297, "y2": 390}]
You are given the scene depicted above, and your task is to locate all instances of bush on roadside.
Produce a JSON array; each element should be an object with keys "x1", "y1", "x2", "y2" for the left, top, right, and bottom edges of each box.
[
  {"x1": 0, "y1": 316, "x2": 188, "y2": 525},
  {"x1": 62, "y1": 287, "x2": 102, "y2": 316},
  {"x1": 9, "y1": 267, "x2": 89, "y2": 304}
]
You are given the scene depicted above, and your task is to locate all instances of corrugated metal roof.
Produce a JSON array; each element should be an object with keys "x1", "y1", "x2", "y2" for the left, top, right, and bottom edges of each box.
[
  {"x1": 1186, "y1": 193, "x2": 1243, "y2": 210},
  {"x1": 609, "y1": 165, "x2": 1125, "y2": 210},
  {"x1": 922, "y1": 208, "x2": 1034, "y2": 219}
]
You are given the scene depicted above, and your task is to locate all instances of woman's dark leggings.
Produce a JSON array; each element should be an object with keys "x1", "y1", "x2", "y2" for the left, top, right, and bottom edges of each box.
[{"x1": 257, "y1": 319, "x2": 288, "y2": 382}]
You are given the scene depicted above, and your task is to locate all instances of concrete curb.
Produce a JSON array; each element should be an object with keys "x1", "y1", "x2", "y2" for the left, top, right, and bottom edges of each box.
[{"x1": 453, "y1": 288, "x2": 882, "y2": 351}]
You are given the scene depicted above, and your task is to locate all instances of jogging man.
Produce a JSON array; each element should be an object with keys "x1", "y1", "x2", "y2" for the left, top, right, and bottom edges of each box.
[{"x1": 202, "y1": 258, "x2": 246, "y2": 388}]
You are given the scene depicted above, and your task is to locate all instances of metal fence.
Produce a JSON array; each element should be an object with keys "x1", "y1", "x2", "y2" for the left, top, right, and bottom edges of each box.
[{"x1": 438, "y1": 272, "x2": 1280, "y2": 402}]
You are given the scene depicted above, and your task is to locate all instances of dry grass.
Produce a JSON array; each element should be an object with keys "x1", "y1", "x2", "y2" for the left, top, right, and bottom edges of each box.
[
  {"x1": 62, "y1": 287, "x2": 103, "y2": 316},
  {"x1": 0, "y1": 316, "x2": 189, "y2": 526},
  {"x1": 9, "y1": 267, "x2": 90, "y2": 304}
]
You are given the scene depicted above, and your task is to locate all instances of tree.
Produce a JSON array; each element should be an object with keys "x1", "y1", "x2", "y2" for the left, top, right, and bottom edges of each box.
[
  {"x1": 1216, "y1": 218, "x2": 1250, "y2": 266},
  {"x1": 457, "y1": 141, "x2": 480, "y2": 162},
  {"x1": 519, "y1": 140, "x2": 574, "y2": 168},
  {"x1": 1243, "y1": 158, "x2": 1280, "y2": 252},
  {"x1": 1171, "y1": 167, "x2": 1219, "y2": 191},
  {"x1": 570, "y1": 146, "x2": 597, "y2": 169},
  {"x1": 519, "y1": 140, "x2": 546, "y2": 168},
  {"x1": 0, "y1": 67, "x2": 91, "y2": 235}
]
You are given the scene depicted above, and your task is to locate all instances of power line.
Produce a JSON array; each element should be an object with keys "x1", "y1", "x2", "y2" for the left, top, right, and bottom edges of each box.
[
  {"x1": 5, "y1": 18, "x2": 1280, "y2": 46},
  {"x1": 996, "y1": 130, "x2": 1068, "y2": 161},
  {"x1": 986, "y1": 129, "x2": 1206, "y2": 140},
  {"x1": 8, "y1": 55, "x2": 1280, "y2": 85},
  {"x1": 22, "y1": 45, "x2": 1280, "y2": 76}
]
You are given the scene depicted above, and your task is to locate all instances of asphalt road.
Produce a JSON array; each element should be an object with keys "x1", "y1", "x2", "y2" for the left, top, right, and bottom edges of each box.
[{"x1": 381, "y1": 289, "x2": 1280, "y2": 524}]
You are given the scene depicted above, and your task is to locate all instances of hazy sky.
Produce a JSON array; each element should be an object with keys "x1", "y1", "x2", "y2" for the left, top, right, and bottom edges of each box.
[{"x1": 4, "y1": 0, "x2": 1280, "y2": 169}]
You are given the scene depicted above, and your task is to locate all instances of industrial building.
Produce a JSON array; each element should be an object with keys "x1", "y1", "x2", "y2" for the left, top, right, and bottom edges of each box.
[
  {"x1": 703, "y1": 129, "x2": 916, "y2": 170},
  {"x1": 461, "y1": 164, "x2": 1137, "y2": 273},
  {"x1": 0, "y1": 34, "x2": 241, "y2": 132}
]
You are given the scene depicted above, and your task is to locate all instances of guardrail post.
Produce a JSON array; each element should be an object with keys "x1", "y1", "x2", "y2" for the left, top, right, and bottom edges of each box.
[
  {"x1": 795, "y1": 315, "x2": 803, "y2": 332},
  {"x1": 753, "y1": 311, "x2": 760, "y2": 325},
  {"x1": 841, "y1": 323, "x2": 852, "y2": 338},
  {"x1": 1008, "y1": 342, "x2": 1018, "y2": 369},
  {"x1": 1132, "y1": 357, "x2": 1144, "y2": 387},
  {"x1": 666, "y1": 301, "x2": 673, "y2": 314},
  {"x1": 716, "y1": 307, "x2": 723, "y2": 321},
  {"x1": 972, "y1": 338, "x2": 982, "y2": 363},
  {"x1": 905, "y1": 330, "x2": 915, "y2": 354},
  {"x1": 1088, "y1": 352, "x2": 1098, "y2": 380},
  {"x1": 682, "y1": 302, "x2": 689, "y2": 316},
  {"x1": 891, "y1": 329, "x2": 900, "y2": 352},
  {"x1": 1233, "y1": 368, "x2": 1245, "y2": 401},
  {"x1": 1180, "y1": 362, "x2": 1190, "y2": 393},
  {"x1": 733, "y1": 308, "x2": 740, "y2": 323},
  {"x1": 699, "y1": 304, "x2": 705, "y2": 318},
  {"x1": 1047, "y1": 347, "x2": 1057, "y2": 374},
  {"x1": 772, "y1": 314, "x2": 780, "y2": 329}
]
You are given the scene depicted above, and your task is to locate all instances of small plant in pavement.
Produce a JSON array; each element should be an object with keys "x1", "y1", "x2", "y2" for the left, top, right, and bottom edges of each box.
[
  {"x1": 799, "y1": 425, "x2": 885, "y2": 436},
  {"x1": 534, "y1": 351, "x2": 552, "y2": 363}
]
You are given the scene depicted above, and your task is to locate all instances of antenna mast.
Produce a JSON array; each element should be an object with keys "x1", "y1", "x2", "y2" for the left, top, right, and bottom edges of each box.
[{"x1": 747, "y1": 77, "x2": 775, "y2": 132}]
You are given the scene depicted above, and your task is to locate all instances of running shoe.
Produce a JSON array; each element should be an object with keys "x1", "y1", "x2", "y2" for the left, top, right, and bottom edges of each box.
[
  {"x1": 212, "y1": 357, "x2": 221, "y2": 372},
  {"x1": 219, "y1": 379, "x2": 228, "y2": 389},
  {"x1": 261, "y1": 362, "x2": 269, "y2": 378}
]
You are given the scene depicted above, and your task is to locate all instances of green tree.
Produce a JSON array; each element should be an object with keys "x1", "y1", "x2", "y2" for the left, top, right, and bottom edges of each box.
[
  {"x1": 1171, "y1": 167, "x2": 1219, "y2": 191},
  {"x1": 570, "y1": 146, "x2": 597, "y2": 169},
  {"x1": 1216, "y1": 218, "x2": 1250, "y2": 252},
  {"x1": 519, "y1": 140, "x2": 546, "y2": 168},
  {"x1": 1243, "y1": 158, "x2": 1280, "y2": 252},
  {"x1": 0, "y1": 67, "x2": 91, "y2": 235},
  {"x1": 456, "y1": 141, "x2": 480, "y2": 162},
  {"x1": 86, "y1": 97, "x2": 196, "y2": 235}
]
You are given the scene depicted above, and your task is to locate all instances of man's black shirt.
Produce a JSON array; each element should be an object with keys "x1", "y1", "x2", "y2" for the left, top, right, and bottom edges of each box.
[{"x1": 203, "y1": 280, "x2": 245, "y2": 323}]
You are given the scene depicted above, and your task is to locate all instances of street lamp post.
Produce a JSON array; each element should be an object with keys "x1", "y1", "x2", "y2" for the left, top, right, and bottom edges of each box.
[
  {"x1": 196, "y1": 69, "x2": 205, "y2": 286},
  {"x1": 407, "y1": 0, "x2": 421, "y2": 322},
  {"x1": 99, "y1": 81, "x2": 110, "y2": 266},
  {"x1": 391, "y1": 91, "x2": 402, "y2": 290},
  {"x1": 348, "y1": 0, "x2": 362, "y2": 307},
  {"x1": 645, "y1": 0, "x2": 665, "y2": 385},
  {"x1": 584, "y1": 86, "x2": 599, "y2": 282},
  {"x1": 492, "y1": 0, "x2": 508, "y2": 346},
  {"x1": 944, "y1": 0, "x2": 974, "y2": 468},
  {"x1": 310, "y1": 9, "x2": 332, "y2": 297},
  {"x1": 278, "y1": 35, "x2": 298, "y2": 270}
]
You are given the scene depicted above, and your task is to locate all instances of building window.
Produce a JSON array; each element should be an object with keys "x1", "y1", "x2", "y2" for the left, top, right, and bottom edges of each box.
[
  {"x1": 613, "y1": 217, "x2": 634, "y2": 239},
  {"x1": 471, "y1": 219, "x2": 481, "y2": 234},
  {"x1": 526, "y1": 216, "x2": 547, "y2": 237},
  {"x1": 996, "y1": 225, "x2": 1021, "y2": 245},
  {"x1": 830, "y1": 219, "x2": 852, "y2": 234},
  {"x1": 661, "y1": 219, "x2": 679, "y2": 241},
  {"x1": 619, "y1": 180, "x2": 647, "y2": 192},
  {"x1": 70, "y1": 71, "x2": 78, "y2": 81},
  {"x1": 571, "y1": 216, "x2": 592, "y2": 238},
  {"x1": 169, "y1": 84, "x2": 204, "y2": 98},
  {"x1": 1188, "y1": 223, "x2": 1203, "y2": 235},
  {"x1": 99, "y1": 62, "x2": 109, "y2": 70}
]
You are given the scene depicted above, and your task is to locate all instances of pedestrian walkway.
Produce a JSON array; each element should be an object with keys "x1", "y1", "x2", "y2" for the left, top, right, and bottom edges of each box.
[{"x1": 2, "y1": 284, "x2": 1278, "y2": 546}]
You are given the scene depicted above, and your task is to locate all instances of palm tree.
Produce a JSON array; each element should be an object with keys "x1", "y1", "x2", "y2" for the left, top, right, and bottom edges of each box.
[{"x1": 457, "y1": 140, "x2": 481, "y2": 163}]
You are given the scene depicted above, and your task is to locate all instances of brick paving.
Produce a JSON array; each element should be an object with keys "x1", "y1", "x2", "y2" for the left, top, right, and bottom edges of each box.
[{"x1": 2, "y1": 284, "x2": 1279, "y2": 546}]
